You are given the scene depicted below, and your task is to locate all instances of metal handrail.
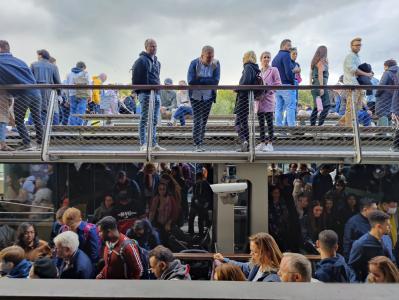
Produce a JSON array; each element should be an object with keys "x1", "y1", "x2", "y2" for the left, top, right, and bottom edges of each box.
[
  {"x1": 0, "y1": 200, "x2": 54, "y2": 210},
  {"x1": 351, "y1": 90, "x2": 363, "y2": 164},
  {"x1": 147, "y1": 90, "x2": 155, "y2": 161},
  {"x1": 41, "y1": 90, "x2": 57, "y2": 161},
  {"x1": 1, "y1": 84, "x2": 399, "y2": 91},
  {"x1": 248, "y1": 91, "x2": 255, "y2": 163}
]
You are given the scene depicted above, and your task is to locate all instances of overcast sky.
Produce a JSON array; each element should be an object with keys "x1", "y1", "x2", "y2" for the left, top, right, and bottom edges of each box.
[{"x1": 1, "y1": 0, "x2": 398, "y2": 85}]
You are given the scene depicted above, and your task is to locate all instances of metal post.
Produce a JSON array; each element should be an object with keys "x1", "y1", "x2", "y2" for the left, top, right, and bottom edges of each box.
[
  {"x1": 146, "y1": 90, "x2": 155, "y2": 162},
  {"x1": 248, "y1": 91, "x2": 255, "y2": 162},
  {"x1": 41, "y1": 90, "x2": 57, "y2": 162},
  {"x1": 351, "y1": 89, "x2": 362, "y2": 164}
]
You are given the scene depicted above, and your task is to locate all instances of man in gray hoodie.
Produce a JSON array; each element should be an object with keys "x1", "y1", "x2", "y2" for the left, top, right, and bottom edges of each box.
[{"x1": 149, "y1": 245, "x2": 191, "y2": 280}]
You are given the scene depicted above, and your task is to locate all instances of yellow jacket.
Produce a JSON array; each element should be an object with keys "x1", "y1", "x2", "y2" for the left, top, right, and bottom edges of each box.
[{"x1": 92, "y1": 76, "x2": 102, "y2": 105}]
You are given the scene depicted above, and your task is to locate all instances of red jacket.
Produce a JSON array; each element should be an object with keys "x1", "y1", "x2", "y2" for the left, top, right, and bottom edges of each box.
[{"x1": 97, "y1": 234, "x2": 143, "y2": 279}]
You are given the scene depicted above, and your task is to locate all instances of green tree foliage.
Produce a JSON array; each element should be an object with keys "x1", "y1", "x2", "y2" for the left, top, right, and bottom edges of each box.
[
  {"x1": 298, "y1": 90, "x2": 313, "y2": 108},
  {"x1": 212, "y1": 90, "x2": 236, "y2": 115}
]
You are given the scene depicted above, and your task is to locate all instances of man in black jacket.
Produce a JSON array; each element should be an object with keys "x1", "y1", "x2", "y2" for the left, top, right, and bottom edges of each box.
[
  {"x1": 348, "y1": 210, "x2": 394, "y2": 282},
  {"x1": 188, "y1": 172, "x2": 213, "y2": 236},
  {"x1": 132, "y1": 39, "x2": 165, "y2": 152}
]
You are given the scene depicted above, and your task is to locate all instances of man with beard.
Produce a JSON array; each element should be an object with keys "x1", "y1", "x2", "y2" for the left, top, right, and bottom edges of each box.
[{"x1": 96, "y1": 216, "x2": 143, "y2": 279}]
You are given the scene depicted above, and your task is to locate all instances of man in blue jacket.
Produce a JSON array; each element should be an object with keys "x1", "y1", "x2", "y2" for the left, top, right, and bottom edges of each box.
[
  {"x1": 315, "y1": 230, "x2": 356, "y2": 282},
  {"x1": 187, "y1": 46, "x2": 220, "y2": 152},
  {"x1": 54, "y1": 231, "x2": 94, "y2": 279},
  {"x1": 31, "y1": 49, "x2": 61, "y2": 123},
  {"x1": 272, "y1": 39, "x2": 296, "y2": 127},
  {"x1": 132, "y1": 39, "x2": 165, "y2": 152},
  {"x1": 348, "y1": 210, "x2": 394, "y2": 282},
  {"x1": 0, "y1": 40, "x2": 43, "y2": 150},
  {"x1": 62, "y1": 207, "x2": 101, "y2": 266},
  {"x1": 343, "y1": 197, "x2": 377, "y2": 259}
]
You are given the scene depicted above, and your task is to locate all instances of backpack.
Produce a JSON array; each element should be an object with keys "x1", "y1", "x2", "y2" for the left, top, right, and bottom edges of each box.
[
  {"x1": 254, "y1": 74, "x2": 265, "y2": 100},
  {"x1": 82, "y1": 222, "x2": 102, "y2": 258},
  {"x1": 118, "y1": 239, "x2": 150, "y2": 279},
  {"x1": 73, "y1": 71, "x2": 91, "y2": 99}
]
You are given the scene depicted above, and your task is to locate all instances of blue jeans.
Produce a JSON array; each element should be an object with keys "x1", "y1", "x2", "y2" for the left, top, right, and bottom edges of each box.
[
  {"x1": 173, "y1": 106, "x2": 193, "y2": 126},
  {"x1": 191, "y1": 99, "x2": 213, "y2": 146},
  {"x1": 68, "y1": 96, "x2": 88, "y2": 126},
  {"x1": 15, "y1": 95, "x2": 43, "y2": 145},
  {"x1": 358, "y1": 110, "x2": 371, "y2": 126},
  {"x1": 88, "y1": 102, "x2": 100, "y2": 114},
  {"x1": 275, "y1": 88, "x2": 296, "y2": 126},
  {"x1": 139, "y1": 93, "x2": 160, "y2": 146},
  {"x1": 0, "y1": 122, "x2": 6, "y2": 142},
  {"x1": 60, "y1": 104, "x2": 70, "y2": 125}
]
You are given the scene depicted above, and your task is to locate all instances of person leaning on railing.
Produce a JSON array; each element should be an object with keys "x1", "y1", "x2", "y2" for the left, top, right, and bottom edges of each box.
[
  {"x1": 235, "y1": 51, "x2": 261, "y2": 152},
  {"x1": 338, "y1": 37, "x2": 373, "y2": 127},
  {"x1": 375, "y1": 59, "x2": 397, "y2": 126},
  {"x1": 213, "y1": 232, "x2": 282, "y2": 282},
  {"x1": 187, "y1": 45, "x2": 220, "y2": 152},
  {"x1": 0, "y1": 40, "x2": 43, "y2": 151},
  {"x1": 392, "y1": 69, "x2": 399, "y2": 152},
  {"x1": 132, "y1": 38, "x2": 166, "y2": 152}
]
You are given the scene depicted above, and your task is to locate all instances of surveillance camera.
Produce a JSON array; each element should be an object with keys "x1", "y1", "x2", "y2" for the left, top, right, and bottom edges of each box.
[
  {"x1": 210, "y1": 182, "x2": 247, "y2": 205},
  {"x1": 210, "y1": 182, "x2": 247, "y2": 194}
]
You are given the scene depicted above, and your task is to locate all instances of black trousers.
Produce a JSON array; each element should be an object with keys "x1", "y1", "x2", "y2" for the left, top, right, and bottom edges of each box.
[
  {"x1": 188, "y1": 205, "x2": 209, "y2": 235},
  {"x1": 257, "y1": 112, "x2": 274, "y2": 142}
]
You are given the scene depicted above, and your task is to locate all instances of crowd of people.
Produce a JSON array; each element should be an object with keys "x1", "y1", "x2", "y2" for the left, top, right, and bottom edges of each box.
[
  {"x1": 0, "y1": 162, "x2": 398, "y2": 283},
  {"x1": 0, "y1": 37, "x2": 398, "y2": 152}
]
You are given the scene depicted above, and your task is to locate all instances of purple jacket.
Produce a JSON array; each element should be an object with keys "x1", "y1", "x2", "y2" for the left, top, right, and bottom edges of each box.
[{"x1": 255, "y1": 67, "x2": 281, "y2": 113}]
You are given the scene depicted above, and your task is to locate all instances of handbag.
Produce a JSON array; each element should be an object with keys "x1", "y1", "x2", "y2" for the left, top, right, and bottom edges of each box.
[{"x1": 316, "y1": 96, "x2": 323, "y2": 112}]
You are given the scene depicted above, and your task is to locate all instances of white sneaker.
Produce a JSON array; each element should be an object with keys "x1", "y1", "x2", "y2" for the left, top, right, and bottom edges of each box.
[
  {"x1": 255, "y1": 143, "x2": 266, "y2": 151},
  {"x1": 140, "y1": 144, "x2": 147, "y2": 151},
  {"x1": 264, "y1": 143, "x2": 274, "y2": 152},
  {"x1": 152, "y1": 144, "x2": 166, "y2": 151}
]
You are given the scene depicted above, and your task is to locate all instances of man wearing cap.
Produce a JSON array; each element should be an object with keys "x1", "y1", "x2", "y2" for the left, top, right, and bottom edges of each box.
[
  {"x1": 160, "y1": 78, "x2": 177, "y2": 116},
  {"x1": 31, "y1": 49, "x2": 61, "y2": 124}
]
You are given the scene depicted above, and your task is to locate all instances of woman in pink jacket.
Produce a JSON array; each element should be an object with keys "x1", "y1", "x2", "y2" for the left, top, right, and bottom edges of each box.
[{"x1": 255, "y1": 52, "x2": 282, "y2": 152}]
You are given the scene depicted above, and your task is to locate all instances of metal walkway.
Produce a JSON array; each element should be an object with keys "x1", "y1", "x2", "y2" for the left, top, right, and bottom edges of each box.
[{"x1": 2, "y1": 124, "x2": 398, "y2": 164}]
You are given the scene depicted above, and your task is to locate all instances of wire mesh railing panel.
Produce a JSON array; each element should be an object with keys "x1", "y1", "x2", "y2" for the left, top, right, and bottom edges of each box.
[
  {"x1": 0, "y1": 84, "x2": 399, "y2": 162},
  {"x1": 253, "y1": 88, "x2": 357, "y2": 156}
]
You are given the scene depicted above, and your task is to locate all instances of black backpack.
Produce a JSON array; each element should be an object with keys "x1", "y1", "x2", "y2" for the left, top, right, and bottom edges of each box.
[{"x1": 118, "y1": 239, "x2": 150, "y2": 279}]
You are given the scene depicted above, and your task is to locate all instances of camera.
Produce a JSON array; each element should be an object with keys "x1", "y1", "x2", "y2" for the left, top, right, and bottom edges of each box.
[{"x1": 210, "y1": 182, "x2": 248, "y2": 205}]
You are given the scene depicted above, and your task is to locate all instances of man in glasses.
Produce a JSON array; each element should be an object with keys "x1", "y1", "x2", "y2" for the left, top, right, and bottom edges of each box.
[{"x1": 339, "y1": 37, "x2": 373, "y2": 126}]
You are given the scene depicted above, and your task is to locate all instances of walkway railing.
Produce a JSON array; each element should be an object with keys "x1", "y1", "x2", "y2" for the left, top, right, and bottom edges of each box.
[{"x1": 0, "y1": 84, "x2": 398, "y2": 164}]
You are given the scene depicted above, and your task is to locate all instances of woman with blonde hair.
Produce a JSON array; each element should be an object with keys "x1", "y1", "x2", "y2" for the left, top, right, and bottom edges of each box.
[
  {"x1": 213, "y1": 263, "x2": 246, "y2": 281},
  {"x1": 255, "y1": 51, "x2": 281, "y2": 152},
  {"x1": 367, "y1": 256, "x2": 399, "y2": 283},
  {"x1": 234, "y1": 51, "x2": 261, "y2": 152},
  {"x1": 214, "y1": 232, "x2": 282, "y2": 282}
]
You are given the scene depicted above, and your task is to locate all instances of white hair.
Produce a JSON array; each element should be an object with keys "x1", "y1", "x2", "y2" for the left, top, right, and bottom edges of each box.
[{"x1": 54, "y1": 231, "x2": 79, "y2": 253}]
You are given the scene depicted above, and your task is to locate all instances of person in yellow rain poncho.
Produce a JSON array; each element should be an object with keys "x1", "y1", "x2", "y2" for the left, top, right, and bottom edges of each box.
[{"x1": 90, "y1": 73, "x2": 107, "y2": 126}]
